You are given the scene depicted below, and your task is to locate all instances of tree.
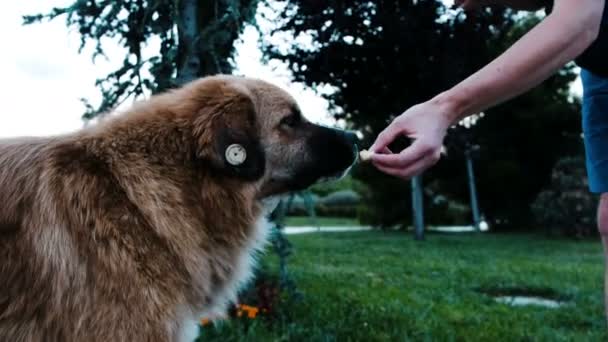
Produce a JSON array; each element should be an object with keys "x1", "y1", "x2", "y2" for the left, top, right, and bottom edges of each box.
[
  {"x1": 261, "y1": 0, "x2": 522, "y2": 228},
  {"x1": 262, "y1": 2, "x2": 582, "y2": 229},
  {"x1": 24, "y1": 0, "x2": 259, "y2": 119},
  {"x1": 433, "y1": 15, "x2": 582, "y2": 229}
]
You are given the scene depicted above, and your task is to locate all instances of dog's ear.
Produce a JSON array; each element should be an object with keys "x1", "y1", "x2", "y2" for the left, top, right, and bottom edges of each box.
[{"x1": 193, "y1": 83, "x2": 265, "y2": 181}]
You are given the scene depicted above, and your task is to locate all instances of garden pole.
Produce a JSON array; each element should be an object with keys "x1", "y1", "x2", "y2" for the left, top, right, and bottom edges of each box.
[
  {"x1": 465, "y1": 148, "x2": 481, "y2": 231},
  {"x1": 411, "y1": 175, "x2": 425, "y2": 240}
]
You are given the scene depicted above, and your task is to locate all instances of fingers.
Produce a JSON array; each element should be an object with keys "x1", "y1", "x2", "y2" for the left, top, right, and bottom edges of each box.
[
  {"x1": 370, "y1": 122, "x2": 403, "y2": 153},
  {"x1": 371, "y1": 140, "x2": 438, "y2": 169},
  {"x1": 371, "y1": 140, "x2": 441, "y2": 180},
  {"x1": 379, "y1": 147, "x2": 392, "y2": 154},
  {"x1": 373, "y1": 155, "x2": 436, "y2": 180}
]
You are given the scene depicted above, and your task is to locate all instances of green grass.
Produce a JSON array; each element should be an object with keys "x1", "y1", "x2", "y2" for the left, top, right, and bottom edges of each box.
[
  {"x1": 199, "y1": 232, "x2": 607, "y2": 341},
  {"x1": 283, "y1": 216, "x2": 360, "y2": 227}
]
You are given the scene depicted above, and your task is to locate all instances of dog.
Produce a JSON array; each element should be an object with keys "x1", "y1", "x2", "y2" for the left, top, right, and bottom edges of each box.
[{"x1": 0, "y1": 75, "x2": 357, "y2": 341}]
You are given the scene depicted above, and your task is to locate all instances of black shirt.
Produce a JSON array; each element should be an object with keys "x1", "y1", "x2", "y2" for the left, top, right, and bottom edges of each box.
[{"x1": 546, "y1": 0, "x2": 608, "y2": 77}]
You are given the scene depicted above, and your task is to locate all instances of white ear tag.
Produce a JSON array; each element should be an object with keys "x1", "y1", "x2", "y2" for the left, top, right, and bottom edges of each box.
[{"x1": 225, "y1": 144, "x2": 247, "y2": 166}]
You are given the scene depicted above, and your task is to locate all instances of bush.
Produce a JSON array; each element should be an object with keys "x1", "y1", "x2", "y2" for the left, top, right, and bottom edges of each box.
[
  {"x1": 284, "y1": 193, "x2": 320, "y2": 216},
  {"x1": 285, "y1": 188, "x2": 365, "y2": 218},
  {"x1": 317, "y1": 190, "x2": 361, "y2": 217},
  {"x1": 532, "y1": 156, "x2": 598, "y2": 238},
  {"x1": 309, "y1": 176, "x2": 367, "y2": 198},
  {"x1": 319, "y1": 190, "x2": 360, "y2": 206}
]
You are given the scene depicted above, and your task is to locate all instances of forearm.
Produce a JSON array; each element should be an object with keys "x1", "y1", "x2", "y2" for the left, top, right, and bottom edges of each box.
[{"x1": 435, "y1": 0, "x2": 603, "y2": 123}]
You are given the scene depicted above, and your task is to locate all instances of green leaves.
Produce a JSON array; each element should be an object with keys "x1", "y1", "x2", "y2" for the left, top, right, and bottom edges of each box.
[
  {"x1": 263, "y1": 2, "x2": 580, "y2": 230},
  {"x1": 25, "y1": 0, "x2": 259, "y2": 119}
]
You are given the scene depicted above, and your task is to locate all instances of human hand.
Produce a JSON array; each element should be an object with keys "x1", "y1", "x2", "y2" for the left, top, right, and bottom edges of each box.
[{"x1": 369, "y1": 100, "x2": 453, "y2": 180}]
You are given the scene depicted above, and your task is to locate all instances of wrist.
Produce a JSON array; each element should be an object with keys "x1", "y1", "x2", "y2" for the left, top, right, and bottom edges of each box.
[{"x1": 430, "y1": 90, "x2": 471, "y2": 126}]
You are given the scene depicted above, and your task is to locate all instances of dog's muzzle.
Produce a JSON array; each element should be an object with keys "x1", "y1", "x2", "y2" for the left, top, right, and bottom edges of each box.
[{"x1": 316, "y1": 129, "x2": 358, "y2": 183}]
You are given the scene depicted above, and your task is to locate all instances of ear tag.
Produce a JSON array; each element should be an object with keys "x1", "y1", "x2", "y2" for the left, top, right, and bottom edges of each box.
[{"x1": 225, "y1": 144, "x2": 247, "y2": 166}]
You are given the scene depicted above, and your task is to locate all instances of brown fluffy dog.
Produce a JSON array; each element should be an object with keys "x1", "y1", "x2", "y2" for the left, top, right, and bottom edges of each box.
[{"x1": 0, "y1": 75, "x2": 357, "y2": 342}]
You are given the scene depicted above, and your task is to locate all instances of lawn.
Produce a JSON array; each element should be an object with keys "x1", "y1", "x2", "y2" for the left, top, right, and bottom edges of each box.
[
  {"x1": 198, "y1": 232, "x2": 607, "y2": 341},
  {"x1": 283, "y1": 216, "x2": 360, "y2": 227}
]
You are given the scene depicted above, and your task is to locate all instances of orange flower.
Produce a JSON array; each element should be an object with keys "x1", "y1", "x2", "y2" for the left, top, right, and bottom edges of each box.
[
  {"x1": 247, "y1": 307, "x2": 259, "y2": 318},
  {"x1": 237, "y1": 304, "x2": 260, "y2": 319},
  {"x1": 200, "y1": 303, "x2": 261, "y2": 325}
]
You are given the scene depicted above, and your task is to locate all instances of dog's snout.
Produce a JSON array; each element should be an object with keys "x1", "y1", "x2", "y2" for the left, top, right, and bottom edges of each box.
[
  {"x1": 285, "y1": 125, "x2": 359, "y2": 191},
  {"x1": 345, "y1": 131, "x2": 358, "y2": 146},
  {"x1": 328, "y1": 128, "x2": 358, "y2": 150},
  {"x1": 309, "y1": 127, "x2": 358, "y2": 171},
  {"x1": 342, "y1": 130, "x2": 359, "y2": 149}
]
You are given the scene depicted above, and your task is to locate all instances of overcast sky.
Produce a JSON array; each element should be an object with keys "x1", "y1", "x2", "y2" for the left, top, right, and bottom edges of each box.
[
  {"x1": 0, "y1": 1, "x2": 335, "y2": 138},
  {"x1": 0, "y1": 1, "x2": 582, "y2": 138}
]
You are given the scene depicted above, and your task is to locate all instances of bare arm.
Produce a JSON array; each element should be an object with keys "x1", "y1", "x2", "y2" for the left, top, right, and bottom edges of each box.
[
  {"x1": 440, "y1": 0, "x2": 604, "y2": 123},
  {"x1": 370, "y1": 0, "x2": 604, "y2": 178}
]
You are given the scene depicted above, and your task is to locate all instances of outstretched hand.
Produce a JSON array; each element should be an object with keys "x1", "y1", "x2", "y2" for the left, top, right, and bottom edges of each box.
[{"x1": 369, "y1": 100, "x2": 453, "y2": 180}]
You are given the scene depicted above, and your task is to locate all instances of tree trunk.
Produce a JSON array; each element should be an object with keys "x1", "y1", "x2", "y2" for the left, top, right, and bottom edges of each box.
[
  {"x1": 465, "y1": 150, "x2": 482, "y2": 231},
  {"x1": 176, "y1": 0, "x2": 201, "y2": 84},
  {"x1": 411, "y1": 175, "x2": 425, "y2": 241}
]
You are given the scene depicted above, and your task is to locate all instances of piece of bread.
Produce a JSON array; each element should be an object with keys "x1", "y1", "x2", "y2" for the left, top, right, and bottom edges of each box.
[{"x1": 359, "y1": 149, "x2": 373, "y2": 162}]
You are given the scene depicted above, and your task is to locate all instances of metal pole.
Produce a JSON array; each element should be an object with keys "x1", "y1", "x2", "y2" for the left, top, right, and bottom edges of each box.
[
  {"x1": 411, "y1": 174, "x2": 425, "y2": 240},
  {"x1": 465, "y1": 150, "x2": 481, "y2": 231}
]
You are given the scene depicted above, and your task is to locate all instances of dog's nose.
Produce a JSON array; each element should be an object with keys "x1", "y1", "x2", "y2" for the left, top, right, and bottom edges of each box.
[
  {"x1": 343, "y1": 131, "x2": 359, "y2": 147},
  {"x1": 331, "y1": 129, "x2": 359, "y2": 164},
  {"x1": 331, "y1": 129, "x2": 359, "y2": 149}
]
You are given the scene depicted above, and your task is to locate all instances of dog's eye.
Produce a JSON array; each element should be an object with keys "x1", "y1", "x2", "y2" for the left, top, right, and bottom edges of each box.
[{"x1": 280, "y1": 114, "x2": 300, "y2": 128}]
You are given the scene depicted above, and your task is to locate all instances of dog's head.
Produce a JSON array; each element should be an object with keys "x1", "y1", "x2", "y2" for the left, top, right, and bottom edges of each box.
[{"x1": 185, "y1": 75, "x2": 358, "y2": 198}]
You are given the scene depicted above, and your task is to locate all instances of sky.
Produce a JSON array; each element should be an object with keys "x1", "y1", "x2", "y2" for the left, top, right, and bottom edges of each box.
[
  {"x1": 0, "y1": 1, "x2": 582, "y2": 138},
  {"x1": 0, "y1": 1, "x2": 334, "y2": 138}
]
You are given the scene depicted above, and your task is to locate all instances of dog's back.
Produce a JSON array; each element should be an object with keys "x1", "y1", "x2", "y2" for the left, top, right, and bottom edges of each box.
[
  {"x1": 0, "y1": 136, "x2": 176, "y2": 341},
  {"x1": 0, "y1": 138, "x2": 47, "y2": 232},
  {"x1": 0, "y1": 137, "x2": 69, "y2": 341}
]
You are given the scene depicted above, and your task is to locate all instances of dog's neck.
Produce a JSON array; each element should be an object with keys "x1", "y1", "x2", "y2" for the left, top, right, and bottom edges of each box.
[{"x1": 79, "y1": 113, "x2": 266, "y2": 305}]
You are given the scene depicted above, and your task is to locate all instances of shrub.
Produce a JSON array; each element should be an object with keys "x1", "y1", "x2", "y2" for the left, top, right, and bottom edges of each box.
[
  {"x1": 532, "y1": 156, "x2": 598, "y2": 238},
  {"x1": 320, "y1": 190, "x2": 360, "y2": 206},
  {"x1": 285, "y1": 189, "x2": 363, "y2": 218},
  {"x1": 309, "y1": 176, "x2": 367, "y2": 198}
]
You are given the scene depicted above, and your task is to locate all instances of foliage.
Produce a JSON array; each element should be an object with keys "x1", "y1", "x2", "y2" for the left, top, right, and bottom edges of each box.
[
  {"x1": 309, "y1": 175, "x2": 367, "y2": 197},
  {"x1": 197, "y1": 231, "x2": 607, "y2": 340},
  {"x1": 263, "y1": 2, "x2": 581, "y2": 230},
  {"x1": 320, "y1": 190, "x2": 360, "y2": 206},
  {"x1": 288, "y1": 176, "x2": 369, "y2": 218},
  {"x1": 282, "y1": 191, "x2": 319, "y2": 224},
  {"x1": 261, "y1": 0, "x2": 512, "y2": 228},
  {"x1": 24, "y1": 0, "x2": 259, "y2": 119},
  {"x1": 451, "y1": 14, "x2": 582, "y2": 229},
  {"x1": 198, "y1": 218, "x2": 303, "y2": 340},
  {"x1": 532, "y1": 156, "x2": 598, "y2": 238},
  {"x1": 284, "y1": 216, "x2": 359, "y2": 227},
  {"x1": 285, "y1": 190, "x2": 362, "y2": 218},
  {"x1": 257, "y1": 201, "x2": 302, "y2": 300}
]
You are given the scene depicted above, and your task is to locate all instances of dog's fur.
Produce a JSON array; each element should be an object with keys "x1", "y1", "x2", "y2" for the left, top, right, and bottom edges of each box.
[{"x1": 0, "y1": 75, "x2": 356, "y2": 342}]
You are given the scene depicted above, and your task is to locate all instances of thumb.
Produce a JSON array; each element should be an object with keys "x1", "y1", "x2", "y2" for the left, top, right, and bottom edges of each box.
[{"x1": 370, "y1": 122, "x2": 403, "y2": 153}]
